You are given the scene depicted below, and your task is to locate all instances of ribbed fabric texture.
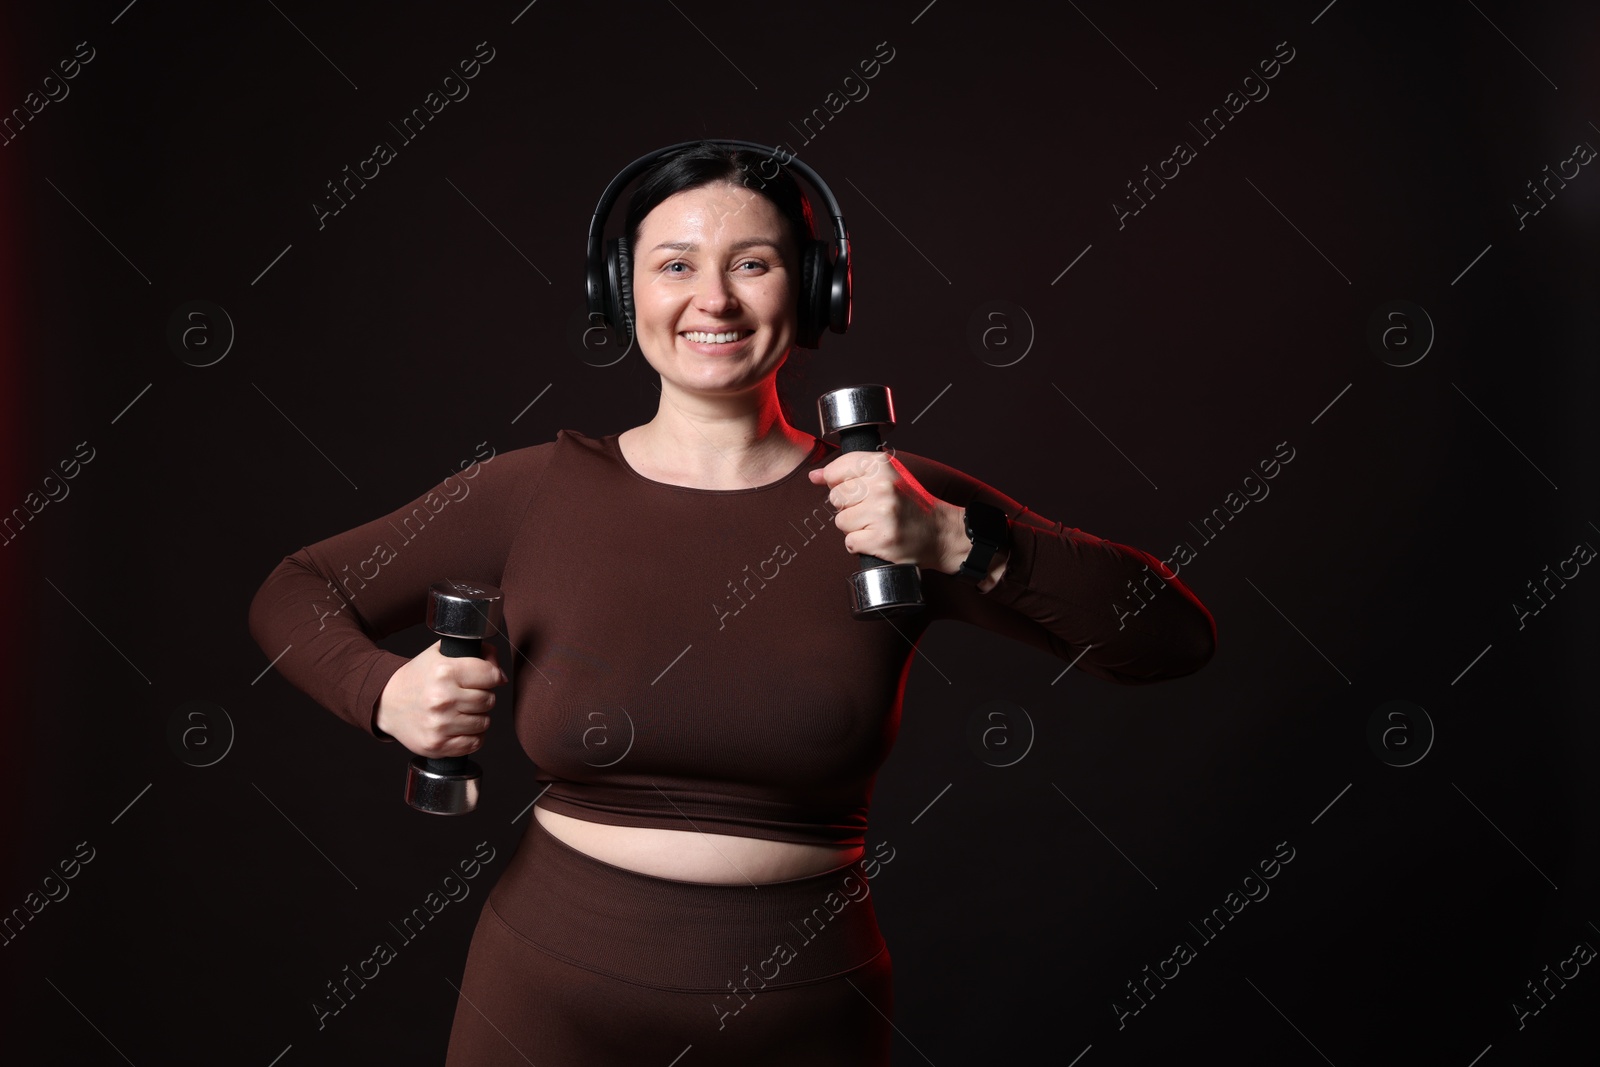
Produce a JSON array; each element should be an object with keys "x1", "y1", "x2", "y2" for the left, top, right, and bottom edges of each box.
[
  {"x1": 487, "y1": 814, "x2": 886, "y2": 990},
  {"x1": 445, "y1": 813, "x2": 896, "y2": 1063},
  {"x1": 248, "y1": 429, "x2": 1214, "y2": 847}
]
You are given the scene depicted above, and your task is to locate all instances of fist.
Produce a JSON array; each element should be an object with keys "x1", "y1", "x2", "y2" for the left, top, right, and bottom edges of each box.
[
  {"x1": 807, "y1": 450, "x2": 958, "y2": 570},
  {"x1": 375, "y1": 639, "x2": 507, "y2": 759}
]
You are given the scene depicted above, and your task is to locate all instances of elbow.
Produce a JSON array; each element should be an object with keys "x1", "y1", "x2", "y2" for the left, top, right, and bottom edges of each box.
[{"x1": 247, "y1": 555, "x2": 312, "y2": 655}]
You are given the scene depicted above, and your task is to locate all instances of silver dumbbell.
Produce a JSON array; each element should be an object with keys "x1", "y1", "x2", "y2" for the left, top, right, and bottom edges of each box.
[
  {"x1": 404, "y1": 580, "x2": 505, "y2": 815},
  {"x1": 817, "y1": 384, "x2": 925, "y2": 619}
]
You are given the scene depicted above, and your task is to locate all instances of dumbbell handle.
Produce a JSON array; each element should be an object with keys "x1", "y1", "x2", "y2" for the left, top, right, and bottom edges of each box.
[
  {"x1": 417, "y1": 634, "x2": 484, "y2": 778},
  {"x1": 835, "y1": 423, "x2": 894, "y2": 571}
]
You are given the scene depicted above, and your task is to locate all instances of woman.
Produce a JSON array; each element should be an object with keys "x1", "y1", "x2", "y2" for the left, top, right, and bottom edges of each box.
[{"x1": 248, "y1": 141, "x2": 1216, "y2": 1064}]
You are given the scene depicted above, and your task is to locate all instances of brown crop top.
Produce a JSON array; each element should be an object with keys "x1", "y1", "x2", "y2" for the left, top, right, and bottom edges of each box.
[{"x1": 247, "y1": 429, "x2": 1215, "y2": 847}]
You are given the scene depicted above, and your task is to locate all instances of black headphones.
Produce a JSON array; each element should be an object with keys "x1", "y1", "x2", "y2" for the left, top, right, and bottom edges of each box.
[{"x1": 584, "y1": 139, "x2": 852, "y2": 351}]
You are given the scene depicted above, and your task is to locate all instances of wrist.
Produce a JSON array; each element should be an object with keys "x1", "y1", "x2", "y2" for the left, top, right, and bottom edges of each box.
[
  {"x1": 940, "y1": 501, "x2": 1012, "y2": 592},
  {"x1": 372, "y1": 700, "x2": 395, "y2": 741},
  {"x1": 977, "y1": 547, "x2": 1010, "y2": 593},
  {"x1": 373, "y1": 672, "x2": 399, "y2": 742},
  {"x1": 938, "y1": 502, "x2": 971, "y2": 575},
  {"x1": 947, "y1": 502, "x2": 1011, "y2": 591}
]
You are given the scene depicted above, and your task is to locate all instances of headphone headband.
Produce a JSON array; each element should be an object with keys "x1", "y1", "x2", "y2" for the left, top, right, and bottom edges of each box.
[{"x1": 584, "y1": 139, "x2": 851, "y2": 340}]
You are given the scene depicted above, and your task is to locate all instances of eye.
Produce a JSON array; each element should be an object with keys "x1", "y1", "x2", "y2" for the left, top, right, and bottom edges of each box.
[
  {"x1": 663, "y1": 260, "x2": 689, "y2": 274},
  {"x1": 735, "y1": 259, "x2": 767, "y2": 272}
]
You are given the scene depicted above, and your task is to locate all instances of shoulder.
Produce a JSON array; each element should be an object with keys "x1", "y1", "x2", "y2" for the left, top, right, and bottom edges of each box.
[
  {"x1": 444, "y1": 430, "x2": 587, "y2": 496},
  {"x1": 474, "y1": 429, "x2": 595, "y2": 470}
]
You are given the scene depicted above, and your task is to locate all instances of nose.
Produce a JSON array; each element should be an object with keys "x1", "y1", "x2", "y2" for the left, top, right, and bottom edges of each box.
[{"x1": 695, "y1": 268, "x2": 739, "y2": 314}]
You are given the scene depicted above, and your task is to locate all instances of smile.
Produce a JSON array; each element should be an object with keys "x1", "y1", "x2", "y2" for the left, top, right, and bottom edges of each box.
[{"x1": 681, "y1": 329, "x2": 755, "y2": 345}]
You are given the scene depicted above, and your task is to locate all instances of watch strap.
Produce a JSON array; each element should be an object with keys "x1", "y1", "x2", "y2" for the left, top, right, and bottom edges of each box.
[{"x1": 957, "y1": 501, "x2": 1010, "y2": 583}]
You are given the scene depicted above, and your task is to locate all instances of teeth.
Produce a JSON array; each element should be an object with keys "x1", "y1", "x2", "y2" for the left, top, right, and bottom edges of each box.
[{"x1": 683, "y1": 330, "x2": 749, "y2": 344}]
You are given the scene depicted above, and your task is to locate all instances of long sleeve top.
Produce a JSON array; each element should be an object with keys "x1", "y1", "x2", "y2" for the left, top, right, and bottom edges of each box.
[{"x1": 247, "y1": 429, "x2": 1215, "y2": 847}]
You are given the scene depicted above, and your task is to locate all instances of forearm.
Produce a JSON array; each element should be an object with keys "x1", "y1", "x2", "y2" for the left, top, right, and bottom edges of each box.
[
  {"x1": 246, "y1": 442, "x2": 545, "y2": 737},
  {"x1": 995, "y1": 515, "x2": 1215, "y2": 681},
  {"x1": 248, "y1": 551, "x2": 412, "y2": 736}
]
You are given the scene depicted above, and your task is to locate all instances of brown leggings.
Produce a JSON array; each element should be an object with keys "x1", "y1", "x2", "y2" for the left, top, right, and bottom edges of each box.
[{"x1": 444, "y1": 812, "x2": 894, "y2": 1065}]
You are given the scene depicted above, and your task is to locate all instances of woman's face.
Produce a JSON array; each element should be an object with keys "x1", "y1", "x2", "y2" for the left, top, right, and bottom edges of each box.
[{"x1": 630, "y1": 181, "x2": 798, "y2": 401}]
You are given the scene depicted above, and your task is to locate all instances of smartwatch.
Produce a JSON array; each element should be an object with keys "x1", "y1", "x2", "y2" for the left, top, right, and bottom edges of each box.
[{"x1": 957, "y1": 501, "x2": 1011, "y2": 583}]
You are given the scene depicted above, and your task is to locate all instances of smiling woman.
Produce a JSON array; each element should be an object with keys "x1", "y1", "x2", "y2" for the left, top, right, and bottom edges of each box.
[{"x1": 249, "y1": 140, "x2": 1214, "y2": 1065}]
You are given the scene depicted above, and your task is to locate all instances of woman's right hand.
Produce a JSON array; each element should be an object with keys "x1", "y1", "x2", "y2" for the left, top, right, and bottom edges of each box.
[{"x1": 374, "y1": 640, "x2": 507, "y2": 758}]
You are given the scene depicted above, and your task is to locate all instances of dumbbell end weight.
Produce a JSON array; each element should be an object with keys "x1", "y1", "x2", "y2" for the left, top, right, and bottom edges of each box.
[
  {"x1": 406, "y1": 756, "x2": 482, "y2": 815},
  {"x1": 848, "y1": 566, "x2": 924, "y2": 619}
]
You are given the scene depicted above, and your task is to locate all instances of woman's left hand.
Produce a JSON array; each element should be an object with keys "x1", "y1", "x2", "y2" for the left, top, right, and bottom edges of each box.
[{"x1": 807, "y1": 450, "x2": 962, "y2": 573}]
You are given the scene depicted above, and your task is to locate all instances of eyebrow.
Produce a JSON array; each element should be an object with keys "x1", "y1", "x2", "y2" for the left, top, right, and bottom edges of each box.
[{"x1": 647, "y1": 238, "x2": 783, "y2": 254}]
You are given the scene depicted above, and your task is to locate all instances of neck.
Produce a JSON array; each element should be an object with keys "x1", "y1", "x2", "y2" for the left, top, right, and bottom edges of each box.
[{"x1": 634, "y1": 379, "x2": 813, "y2": 485}]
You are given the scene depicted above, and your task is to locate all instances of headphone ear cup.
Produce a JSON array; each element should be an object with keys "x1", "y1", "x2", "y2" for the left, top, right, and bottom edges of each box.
[
  {"x1": 830, "y1": 246, "x2": 851, "y2": 334},
  {"x1": 796, "y1": 240, "x2": 829, "y2": 349},
  {"x1": 606, "y1": 236, "x2": 635, "y2": 350}
]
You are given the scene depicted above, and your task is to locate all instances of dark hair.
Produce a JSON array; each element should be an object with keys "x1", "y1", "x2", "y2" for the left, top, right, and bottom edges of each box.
[{"x1": 621, "y1": 142, "x2": 818, "y2": 427}]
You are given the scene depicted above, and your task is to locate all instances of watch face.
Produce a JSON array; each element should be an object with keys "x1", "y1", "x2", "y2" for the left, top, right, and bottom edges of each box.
[{"x1": 966, "y1": 503, "x2": 1009, "y2": 548}]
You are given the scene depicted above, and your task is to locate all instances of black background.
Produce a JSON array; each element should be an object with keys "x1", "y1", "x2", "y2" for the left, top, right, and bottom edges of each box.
[{"x1": 0, "y1": 1, "x2": 1595, "y2": 1064}]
